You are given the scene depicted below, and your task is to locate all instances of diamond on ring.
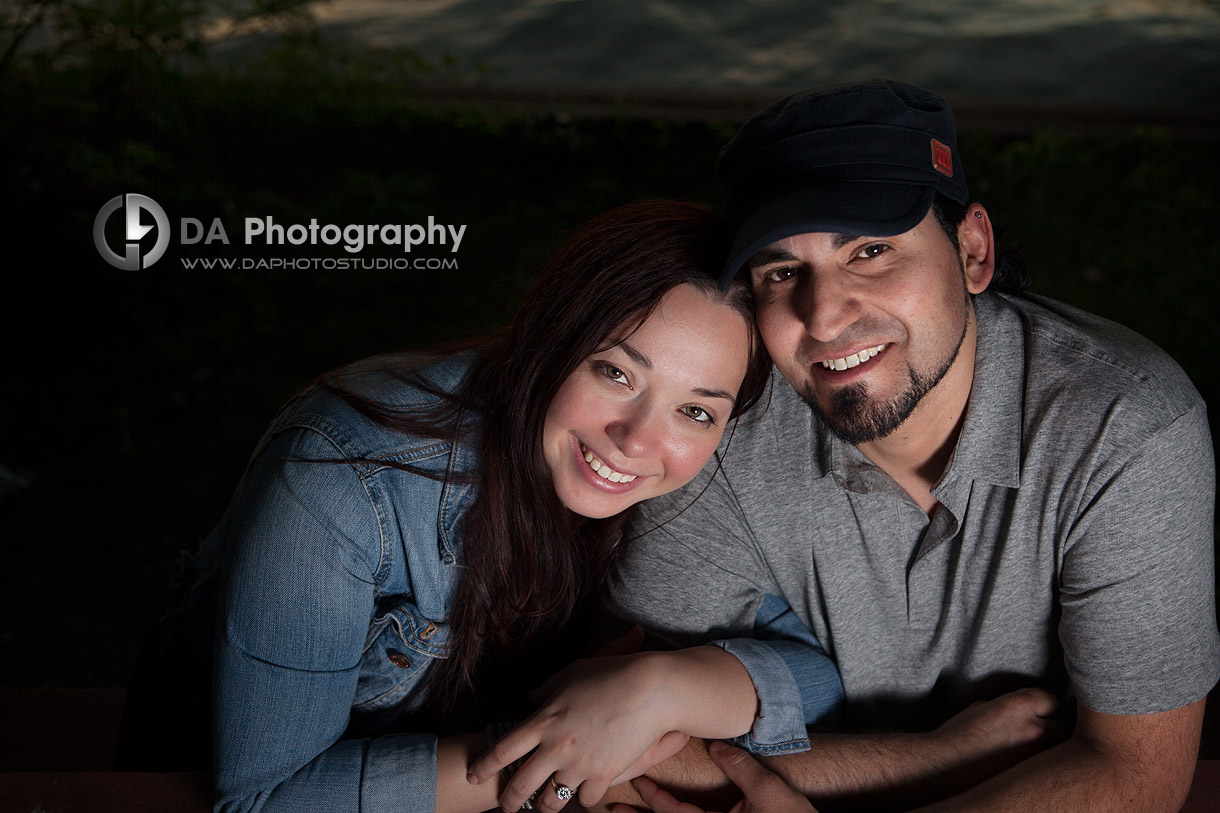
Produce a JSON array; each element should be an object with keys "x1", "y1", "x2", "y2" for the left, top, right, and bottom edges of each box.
[{"x1": 553, "y1": 782, "x2": 575, "y2": 802}]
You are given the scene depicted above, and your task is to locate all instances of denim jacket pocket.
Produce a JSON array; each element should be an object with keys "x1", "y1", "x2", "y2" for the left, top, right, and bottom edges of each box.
[{"x1": 354, "y1": 597, "x2": 452, "y2": 713}]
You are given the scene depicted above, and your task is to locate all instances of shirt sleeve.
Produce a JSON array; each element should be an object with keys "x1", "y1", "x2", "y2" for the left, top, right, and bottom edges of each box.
[
  {"x1": 213, "y1": 426, "x2": 440, "y2": 813},
  {"x1": 1059, "y1": 403, "x2": 1220, "y2": 715}
]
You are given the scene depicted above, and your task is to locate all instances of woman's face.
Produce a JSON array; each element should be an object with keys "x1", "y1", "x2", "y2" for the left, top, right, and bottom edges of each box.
[{"x1": 543, "y1": 283, "x2": 752, "y2": 519}]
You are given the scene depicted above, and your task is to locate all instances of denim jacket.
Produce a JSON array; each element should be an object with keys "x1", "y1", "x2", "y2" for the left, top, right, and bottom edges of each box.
[{"x1": 166, "y1": 352, "x2": 840, "y2": 813}]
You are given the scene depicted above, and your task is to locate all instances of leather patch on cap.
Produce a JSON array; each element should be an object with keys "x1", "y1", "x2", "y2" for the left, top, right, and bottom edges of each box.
[{"x1": 931, "y1": 139, "x2": 954, "y2": 177}]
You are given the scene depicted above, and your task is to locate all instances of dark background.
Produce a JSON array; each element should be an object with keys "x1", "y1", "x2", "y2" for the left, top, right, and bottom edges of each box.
[{"x1": 1, "y1": 1, "x2": 1217, "y2": 755}]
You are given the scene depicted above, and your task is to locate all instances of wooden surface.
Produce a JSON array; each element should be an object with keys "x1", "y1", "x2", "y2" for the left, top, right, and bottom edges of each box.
[
  {"x1": 1, "y1": 764, "x2": 1217, "y2": 812},
  {"x1": 0, "y1": 688, "x2": 125, "y2": 772},
  {"x1": 1, "y1": 687, "x2": 1217, "y2": 811},
  {"x1": 0, "y1": 772, "x2": 212, "y2": 813}
]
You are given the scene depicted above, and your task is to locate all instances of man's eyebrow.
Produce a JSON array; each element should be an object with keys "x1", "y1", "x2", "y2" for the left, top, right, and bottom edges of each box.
[
  {"x1": 748, "y1": 233, "x2": 866, "y2": 268},
  {"x1": 830, "y1": 232, "x2": 864, "y2": 250},
  {"x1": 747, "y1": 247, "x2": 797, "y2": 269}
]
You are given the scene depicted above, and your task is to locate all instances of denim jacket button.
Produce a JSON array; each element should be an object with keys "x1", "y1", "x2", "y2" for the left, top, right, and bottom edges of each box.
[{"x1": 387, "y1": 651, "x2": 411, "y2": 669}]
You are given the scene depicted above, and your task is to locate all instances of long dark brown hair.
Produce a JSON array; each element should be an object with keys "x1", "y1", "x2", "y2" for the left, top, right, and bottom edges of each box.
[{"x1": 336, "y1": 200, "x2": 771, "y2": 708}]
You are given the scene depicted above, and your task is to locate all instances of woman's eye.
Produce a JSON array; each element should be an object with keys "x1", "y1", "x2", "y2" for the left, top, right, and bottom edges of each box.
[
  {"x1": 682, "y1": 405, "x2": 714, "y2": 424},
  {"x1": 599, "y1": 363, "x2": 629, "y2": 385},
  {"x1": 856, "y1": 243, "x2": 889, "y2": 259}
]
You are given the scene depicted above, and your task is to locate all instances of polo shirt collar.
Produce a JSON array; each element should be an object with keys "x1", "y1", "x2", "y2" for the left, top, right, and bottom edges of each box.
[{"x1": 944, "y1": 292, "x2": 1024, "y2": 489}]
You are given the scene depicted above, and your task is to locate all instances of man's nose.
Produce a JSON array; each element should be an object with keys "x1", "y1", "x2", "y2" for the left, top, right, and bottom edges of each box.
[
  {"x1": 799, "y1": 270, "x2": 862, "y2": 343},
  {"x1": 606, "y1": 402, "x2": 661, "y2": 460}
]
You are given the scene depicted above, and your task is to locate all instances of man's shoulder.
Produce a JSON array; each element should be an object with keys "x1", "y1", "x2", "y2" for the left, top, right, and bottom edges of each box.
[
  {"x1": 721, "y1": 370, "x2": 826, "y2": 471},
  {"x1": 988, "y1": 292, "x2": 1203, "y2": 421}
]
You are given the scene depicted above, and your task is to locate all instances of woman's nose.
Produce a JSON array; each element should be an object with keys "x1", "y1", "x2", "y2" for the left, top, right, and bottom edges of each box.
[{"x1": 606, "y1": 404, "x2": 661, "y2": 460}]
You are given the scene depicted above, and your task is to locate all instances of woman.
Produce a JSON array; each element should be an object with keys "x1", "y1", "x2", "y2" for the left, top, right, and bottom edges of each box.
[{"x1": 163, "y1": 199, "x2": 826, "y2": 813}]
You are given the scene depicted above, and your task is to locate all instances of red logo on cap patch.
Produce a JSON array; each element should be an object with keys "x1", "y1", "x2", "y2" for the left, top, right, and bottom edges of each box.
[{"x1": 931, "y1": 139, "x2": 953, "y2": 177}]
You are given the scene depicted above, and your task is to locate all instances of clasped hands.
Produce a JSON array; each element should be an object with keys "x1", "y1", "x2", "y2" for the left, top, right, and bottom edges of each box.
[
  {"x1": 468, "y1": 662, "x2": 813, "y2": 813},
  {"x1": 467, "y1": 647, "x2": 695, "y2": 811},
  {"x1": 614, "y1": 740, "x2": 817, "y2": 813},
  {"x1": 465, "y1": 627, "x2": 1058, "y2": 813},
  {"x1": 467, "y1": 625, "x2": 775, "y2": 812}
]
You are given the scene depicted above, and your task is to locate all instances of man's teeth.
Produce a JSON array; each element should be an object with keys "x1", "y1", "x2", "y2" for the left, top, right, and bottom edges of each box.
[
  {"x1": 821, "y1": 345, "x2": 886, "y2": 371},
  {"x1": 581, "y1": 446, "x2": 637, "y2": 482}
]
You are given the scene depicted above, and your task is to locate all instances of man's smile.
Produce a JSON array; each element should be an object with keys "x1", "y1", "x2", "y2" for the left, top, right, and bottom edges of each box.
[{"x1": 818, "y1": 343, "x2": 888, "y2": 371}]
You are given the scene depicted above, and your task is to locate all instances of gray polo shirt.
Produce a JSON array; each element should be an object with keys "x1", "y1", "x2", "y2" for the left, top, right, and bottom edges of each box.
[{"x1": 610, "y1": 291, "x2": 1219, "y2": 730}]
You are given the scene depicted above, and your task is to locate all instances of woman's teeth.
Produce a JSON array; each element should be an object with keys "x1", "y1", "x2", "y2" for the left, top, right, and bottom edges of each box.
[
  {"x1": 581, "y1": 444, "x2": 637, "y2": 483},
  {"x1": 821, "y1": 344, "x2": 886, "y2": 371}
]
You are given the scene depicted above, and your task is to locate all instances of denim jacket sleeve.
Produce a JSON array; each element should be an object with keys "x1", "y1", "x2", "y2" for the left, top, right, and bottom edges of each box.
[
  {"x1": 710, "y1": 595, "x2": 843, "y2": 756},
  {"x1": 213, "y1": 421, "x2": 445, "y2": 813}
]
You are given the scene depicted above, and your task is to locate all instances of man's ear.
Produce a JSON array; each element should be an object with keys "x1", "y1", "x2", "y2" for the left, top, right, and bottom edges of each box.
[{"x1": 960, "y1": 203, "x2": 995, "y2": 294}]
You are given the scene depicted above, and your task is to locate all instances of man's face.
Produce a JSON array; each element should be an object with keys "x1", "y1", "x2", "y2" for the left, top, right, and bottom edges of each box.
[{"x1": 747, "y1": 208, "x2": 975, "y2": 445}]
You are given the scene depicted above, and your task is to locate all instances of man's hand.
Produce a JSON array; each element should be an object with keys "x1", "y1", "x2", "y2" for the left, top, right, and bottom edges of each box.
[
  {"x1": 929, "y1": 687, "x2": 1064, "y2": 790},
  {"x1": 610, "y1": 741, "x2": 817, "y2": 813}
]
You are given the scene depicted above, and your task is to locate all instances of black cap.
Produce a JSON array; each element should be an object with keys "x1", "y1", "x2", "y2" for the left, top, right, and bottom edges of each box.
[{"x1": 718, "y1": 79, "x2": 969, "y2": 286}]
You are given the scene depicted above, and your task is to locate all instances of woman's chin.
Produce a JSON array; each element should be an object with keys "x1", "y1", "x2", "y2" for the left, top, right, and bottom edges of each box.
[{"x1": 556, "y1": 480, "x2": 644, "y2": 519}]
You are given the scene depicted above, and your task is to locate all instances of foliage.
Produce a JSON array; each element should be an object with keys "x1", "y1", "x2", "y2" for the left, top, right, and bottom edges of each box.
[{"x1": 1, "y1": 0, "x2": 317, "y2": 74}]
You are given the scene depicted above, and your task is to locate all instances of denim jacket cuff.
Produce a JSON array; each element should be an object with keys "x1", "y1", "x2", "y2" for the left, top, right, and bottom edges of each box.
[
  {"x1": 759, "y1": 637, "x2": 844, "y2": 730},
  {"x1": 711, "y1": 638, "x2": 811, "y2": 755},
  {"x1": 361, "y1": 732, "x2": 439, "y2": 813}
]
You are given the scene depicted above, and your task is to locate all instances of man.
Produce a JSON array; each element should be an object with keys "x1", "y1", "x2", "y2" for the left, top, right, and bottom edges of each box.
[{"x1": 607, "y1": 80, "x2": 1218, "y2": 810}]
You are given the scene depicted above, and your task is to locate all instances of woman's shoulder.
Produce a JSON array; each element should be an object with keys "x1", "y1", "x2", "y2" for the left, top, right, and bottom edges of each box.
[
  {"x1": 264, "y1": 349, "x2": 481, "y2": 467},
  {"x1": 332, "y1": 349, "x2": 478, "y2": 403}
]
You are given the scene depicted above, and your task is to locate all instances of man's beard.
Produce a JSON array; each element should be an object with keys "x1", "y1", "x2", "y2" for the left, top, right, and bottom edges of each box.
[{"x1": 803, "y1": 308, "x2": 970, "y2": 446}]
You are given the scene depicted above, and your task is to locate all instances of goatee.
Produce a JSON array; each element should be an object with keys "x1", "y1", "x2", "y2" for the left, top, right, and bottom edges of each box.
[
  {"x1": 803, "y1": 363, "x2": 940, "y2": 445},
  {"x1": 803, "y1": 309, "x2": 969, "y2": 445}
]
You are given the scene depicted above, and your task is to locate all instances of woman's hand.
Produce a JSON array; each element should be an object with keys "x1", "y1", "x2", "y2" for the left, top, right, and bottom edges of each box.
[
  {"x1": 468, "y1": 651, "x2": 693, "y2": 811},
  {"x1": 611, "y1": 741, "x2": 818, "y2": 813},
  {"x1": 467, "y1": 641, "x2": 758, "y2": 812}
]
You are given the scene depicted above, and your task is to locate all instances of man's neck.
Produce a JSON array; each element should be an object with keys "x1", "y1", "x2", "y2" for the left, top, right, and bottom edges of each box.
[{"x1": 857, "y1": 319, "x2": 978, "y2": 516}]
